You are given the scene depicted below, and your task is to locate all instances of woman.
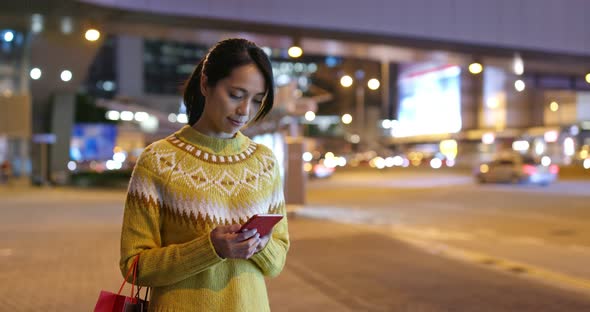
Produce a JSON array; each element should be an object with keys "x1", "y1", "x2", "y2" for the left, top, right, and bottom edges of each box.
[{"x1": 120, "y1": 38, "x2": 289, "y2": 312}]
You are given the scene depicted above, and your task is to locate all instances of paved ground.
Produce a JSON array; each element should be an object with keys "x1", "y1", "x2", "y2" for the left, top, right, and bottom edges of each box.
[
  {"x1": 303, "y1": 170, "x2": 590, "y2": 283},
  {"x1": 1, "y1": 171, "x2": 590, "y2": 311}
]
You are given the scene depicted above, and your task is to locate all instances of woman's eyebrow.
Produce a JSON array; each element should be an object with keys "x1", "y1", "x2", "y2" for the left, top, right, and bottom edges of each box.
[
  {"x1": 230, "y1": 86, "x2": 246, "y2": 92},
  {"x1": 230, "y1": 86, "x2": 265, "y2": 96}
]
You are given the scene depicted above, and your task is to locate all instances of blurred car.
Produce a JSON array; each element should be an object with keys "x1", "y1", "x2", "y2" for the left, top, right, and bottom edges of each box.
[
  {"x1": 304, "y1": 158, "x2": 336, "y2": 179},
  {"x1": 474, "y1": 155, "x2": 558, "y2": 186}
]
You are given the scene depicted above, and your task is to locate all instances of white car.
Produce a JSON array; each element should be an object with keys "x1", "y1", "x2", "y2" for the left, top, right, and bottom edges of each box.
[{"x1": 474, "y1": 155, "x2": 559, "y2": 186}]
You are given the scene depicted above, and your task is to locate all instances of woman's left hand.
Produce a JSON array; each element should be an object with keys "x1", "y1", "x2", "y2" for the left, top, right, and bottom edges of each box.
[{"x1": 255, "y1": 235, "x2": 271, "y2": 253}]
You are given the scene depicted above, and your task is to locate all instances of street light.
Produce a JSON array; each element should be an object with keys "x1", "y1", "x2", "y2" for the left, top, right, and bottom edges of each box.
[
  {"x1": 341, "y1": 114, "x2": 352, "y2": 124},
  {"x1": 85, "y1": 29, "x2": 100, "y2": 41},
  {"x1": 513, "y1": 53, "x2": 524, "y2": 75},
  {"x1": 340, "y1": 75, "x2": 353, "y2": 88},
  {"x1": 340, "y1": 74, "x2": 379, "y2": 147},
  {"x1": 367, "y1": 78, "x2": 380, "y2": 90},
  {"x1": 514, "y1": 79, "x2": 525, "y2": 92},
  {"x1": 469, "y1": 63, "x2": 483, "y2": 74},
  {"x1": 3, "y1": 31, "x2": 14, "y2": 42},
  {"x1": 288, "y1": 46, "x2": 302, "y2": 58},
  {"x1": 30, "y1": 68, "x2": 42, "y2": 80},
  {"x1": 60, "y1": 70, "x2": 72, "y2": 82}
]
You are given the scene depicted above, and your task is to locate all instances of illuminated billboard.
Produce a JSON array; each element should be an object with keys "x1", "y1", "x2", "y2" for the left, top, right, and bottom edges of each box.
[
  {"x1": 395, "y1": 65, "x2": 462, "y2": 137},
  {"x1": 70, "y1": 123, "x2": 117, "y2": 161}
]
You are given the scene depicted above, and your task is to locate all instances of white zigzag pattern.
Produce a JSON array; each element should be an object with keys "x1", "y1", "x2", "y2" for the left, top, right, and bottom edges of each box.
[
  {"x1": 162, "y1": 190, "x2": 184, "y2": 217},
  {"x1": 133, "y1": 142, "x2": 283, "y2": 224},
  {"x1": 132, "y1": 170, "x2": 284, "y2": 224},
  {"x1": 129, "y1": 173, "x2": 163, "y2": 207},
  {"x1": 173, "y1": 187, "x2": 284, "y2": 224}
]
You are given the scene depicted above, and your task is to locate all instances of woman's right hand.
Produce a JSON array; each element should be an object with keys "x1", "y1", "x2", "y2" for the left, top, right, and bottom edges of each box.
[{"x1": 210, "y1": 224, "x2": 260, "y2": 259}]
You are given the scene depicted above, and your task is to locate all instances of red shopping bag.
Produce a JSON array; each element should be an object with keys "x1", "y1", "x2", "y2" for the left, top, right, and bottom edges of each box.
[{"x1": 94, "y1": 255, "x2": 149, "y2": 312}]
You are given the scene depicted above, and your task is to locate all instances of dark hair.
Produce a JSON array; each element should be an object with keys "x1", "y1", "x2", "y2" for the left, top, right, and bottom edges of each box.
[{"x1": 183, "y1": 38, "x2": 275, "y2": 126}]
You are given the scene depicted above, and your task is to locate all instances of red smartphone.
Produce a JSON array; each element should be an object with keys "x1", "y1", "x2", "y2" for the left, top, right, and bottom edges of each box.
[{"x1": 239, "y1": 214, "x2": 283, "y2": 237}]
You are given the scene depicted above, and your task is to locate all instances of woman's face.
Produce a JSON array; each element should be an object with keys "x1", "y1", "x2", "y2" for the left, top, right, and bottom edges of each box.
[{"x1": 196, "y1": 64, "x2": 266, "y2": 139}]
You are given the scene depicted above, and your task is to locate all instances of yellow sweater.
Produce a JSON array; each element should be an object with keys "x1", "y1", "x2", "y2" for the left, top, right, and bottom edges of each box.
[{"x1": 120, "y1": 125, "x2": 289, "y2": 312}]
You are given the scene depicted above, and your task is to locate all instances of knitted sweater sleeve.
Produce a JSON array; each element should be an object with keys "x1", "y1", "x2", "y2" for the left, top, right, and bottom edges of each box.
[
  {"x1": 250, "y1": 155, "x2": 290, "y2": 278},
  {"x1": 119, "y1": 149, "x2": 225, "y2": 287}
]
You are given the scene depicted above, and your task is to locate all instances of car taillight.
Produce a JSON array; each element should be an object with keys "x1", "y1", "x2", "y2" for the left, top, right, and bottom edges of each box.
[
  {"x1": 549, "y1": 164, "x2": 559, "y2": 174},
  {"x1": 522, "y1": 164, "x2": 537, "y2": 175}
]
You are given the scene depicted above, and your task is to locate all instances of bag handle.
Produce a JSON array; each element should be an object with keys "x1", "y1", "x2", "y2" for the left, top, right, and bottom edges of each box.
[
  {"x1": 117, "y1": 255, "x2": 140, "y2": 302},
  {"x1": 131, "y1": 255, "x2": 138, "y2": 303},
  {"x1": 136, "y1": 285, "x2": 150, "y2": 303}
]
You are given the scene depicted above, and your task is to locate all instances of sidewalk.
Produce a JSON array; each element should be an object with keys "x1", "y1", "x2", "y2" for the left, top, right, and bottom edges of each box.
[
  {"x1": 0, "y1": 186, "x2": 352, "y2": 311},
  {"x1": 2, "y1": 186, "x2": 590, "y2": 311}
]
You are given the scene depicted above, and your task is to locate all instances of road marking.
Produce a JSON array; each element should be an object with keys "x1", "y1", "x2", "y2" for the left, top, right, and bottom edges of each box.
[
  {"x1": 294, "y1": 203, "x2": 590, "y2": 295},
  {"x1": 391, "y1": 225, "x2": 474, "y2": 241},
  {"x1": 416, "y1": 201, "x2": 590, "y2": 228},
  {"x1": 388, "y1": 232, "x2": 590, "y2": 296}
]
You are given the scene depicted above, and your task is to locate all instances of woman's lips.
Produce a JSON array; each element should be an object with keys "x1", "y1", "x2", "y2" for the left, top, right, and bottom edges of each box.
[{"x1": 227, "y1": 117, "x2": 245, "y2": 127}]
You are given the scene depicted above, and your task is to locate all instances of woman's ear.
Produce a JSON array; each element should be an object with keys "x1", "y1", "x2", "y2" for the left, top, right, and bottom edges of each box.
[{"x1": 200, "y1": 74, "x2": 209, "y2": 96}]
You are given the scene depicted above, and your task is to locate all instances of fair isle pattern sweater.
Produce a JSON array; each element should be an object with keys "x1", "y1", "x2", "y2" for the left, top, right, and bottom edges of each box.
[{"x1": 120, "y1": 125, "x2": 289, "y2": 312}]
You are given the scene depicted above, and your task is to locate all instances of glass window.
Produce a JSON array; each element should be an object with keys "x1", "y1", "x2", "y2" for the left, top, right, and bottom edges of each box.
[
  {"x1": 143, "y1": 39, "x2": 207, "y2": 95},
  {"x1": 84, "y1": 35, "x2": 117, "y2": 98}
]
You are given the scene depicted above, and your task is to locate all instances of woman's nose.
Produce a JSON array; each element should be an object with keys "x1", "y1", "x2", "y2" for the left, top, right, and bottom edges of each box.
[{"x1": 236, "y1": 100, "x2": 250, "y2": 116}]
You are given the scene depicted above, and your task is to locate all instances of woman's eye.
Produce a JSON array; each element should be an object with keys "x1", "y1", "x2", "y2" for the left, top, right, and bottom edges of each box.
[{"x1": 229, "y1": 93, "x2": 243, "y2": 100}]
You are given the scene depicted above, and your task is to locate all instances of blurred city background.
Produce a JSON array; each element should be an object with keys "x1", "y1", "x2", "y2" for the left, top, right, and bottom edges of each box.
[{"x1": 1, "y1": 1, "x2": 590, "y2": 311}]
